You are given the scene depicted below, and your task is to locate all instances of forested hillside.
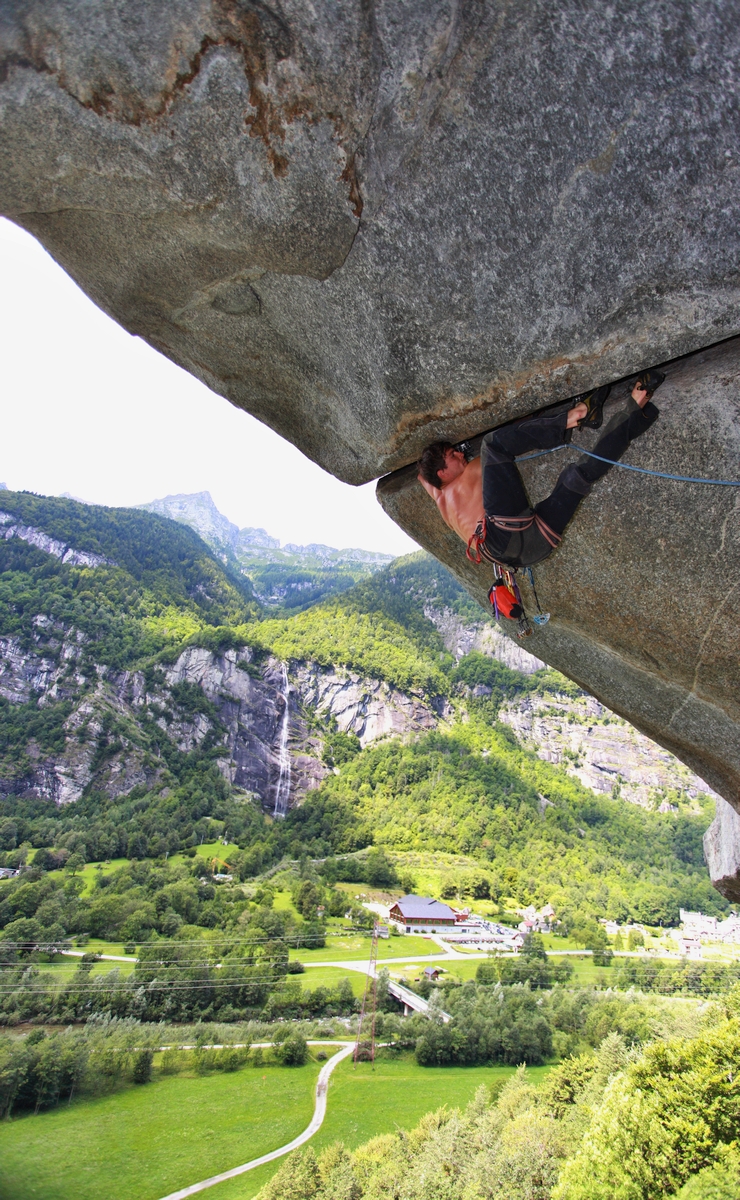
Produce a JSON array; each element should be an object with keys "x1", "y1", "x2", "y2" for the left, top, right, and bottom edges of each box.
[
  {"x1": 261, "y1": 1006, "x2": 740, "y2": 1200},
  {"x1": 0, "y1": 491, "x2": 726, "y2": 951}
]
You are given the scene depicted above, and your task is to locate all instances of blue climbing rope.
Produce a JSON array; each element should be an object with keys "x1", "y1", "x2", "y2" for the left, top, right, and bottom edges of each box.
[{"x1": 515, "y1": 444, "x2": 740, "y2": 486}]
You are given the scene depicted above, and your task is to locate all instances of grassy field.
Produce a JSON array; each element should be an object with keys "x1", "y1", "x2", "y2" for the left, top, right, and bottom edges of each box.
[
  {"x1": 41, "y1": 858, "x2": 129, "y2": 897},
  {"x1": 314, "y1": 1052, "x2": 551, "y2": 1151},
  {"x1": 0, "y1": 1045, "x2": 552, "y2": 1200},
  {"x1": 292, "y1": 934, "x2": 437, "y2": 963},
  {"x1": 391, "y1": 959, "x2": 481, "y2": 985},
  {"x1": 25, "y1": 956, "x2": 136, "y2": 983},
  {"x1": 174, "y1": 840, "x2": 242, "y2": 864},
  {"x1": 550, "y1": 955, "x2": 619, "y2": 987},
  {"x1": 221, "y1": 1052, "x2": 552, "y2": 1200},
  {"x1": 77, "y1": 937, "x2": 134, "y2": 956},
  {"x1": 272, "y1": 889, "x2": 298, "y2": 913},
  {"x1": 0, "y1": 1059, "x2": 321, "y2": 1200},
  {"x1": 300, "y1": 967, "x2": 367, "y2": 996},
  {"x1": 389, "y1": 955, "x2": 621, "y2": 988}
]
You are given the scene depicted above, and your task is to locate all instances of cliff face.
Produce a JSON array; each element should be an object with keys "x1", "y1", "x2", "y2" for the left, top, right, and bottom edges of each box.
[
  {"x1": 2, "y1": 2, "x2": 739, "y2": 483},
  {"x1": 498, "y1": 691, "x2": 716, "y2": 812},
  {"x1": 2, "y1": 3, "x2": 739, "y2": 890},
  {"x1": 379, "y1": 337, "x2": 740, "y2": 896},
  {"x1": 0, "y1": 632, "x2": 441, "y2": 811}
]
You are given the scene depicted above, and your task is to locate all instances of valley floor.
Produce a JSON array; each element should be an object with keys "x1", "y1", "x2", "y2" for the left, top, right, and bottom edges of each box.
[{"x1": 0, "y1": 1051, "x2": 546, "y2": 1200}]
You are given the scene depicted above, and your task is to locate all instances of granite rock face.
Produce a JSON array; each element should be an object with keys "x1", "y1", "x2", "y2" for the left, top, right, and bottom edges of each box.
[
  {"x1": 704, "y1": 800, "x2": 740, "y2": 905},
  {"x1": 3, "y1": 3, "x2": 740, "y2": 888},
  {"x1": 379, "y1": 338, "x2": 740, "y2": 879},
  {"x1": 0, "y1": 627, "x2": 445, "y2": 809},
  {"x1": 423, "y1": 605, "x2": 545, "y2": 674},
  {"x1": 498, "y1": 690, "x2": 717, "y2": 811},
  {"x1": 293, "y1": 662, "x2": 446, "y2": 748},
  {"x1": 2, "y1": 1, "x2": 740, "y2": 481}
]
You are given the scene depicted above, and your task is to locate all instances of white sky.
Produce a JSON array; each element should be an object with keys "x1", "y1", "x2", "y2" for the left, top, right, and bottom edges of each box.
[{"x1": 0, "y1": 217, "x2": 418, "y2": 556}]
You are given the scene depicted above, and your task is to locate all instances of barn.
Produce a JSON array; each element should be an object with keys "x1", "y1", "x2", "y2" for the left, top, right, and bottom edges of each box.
[{"x1": 388, "y1": 895, "x2": 457, "y2": 934}]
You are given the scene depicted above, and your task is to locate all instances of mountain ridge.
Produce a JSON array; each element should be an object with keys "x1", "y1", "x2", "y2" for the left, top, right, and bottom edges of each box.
[{"x1": 137, "y1": 490, "x2": 395, "y2": 612}]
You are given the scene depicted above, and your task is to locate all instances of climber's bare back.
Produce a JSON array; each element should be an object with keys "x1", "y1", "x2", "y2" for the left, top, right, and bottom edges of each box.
[{"x1": 417, "y1": 450, "x2": 483, "y2": 543}]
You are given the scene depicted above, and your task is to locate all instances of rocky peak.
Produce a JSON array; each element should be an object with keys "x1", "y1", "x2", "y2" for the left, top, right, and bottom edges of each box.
[{"x1": 138, "y1": 492, "x2": 241, "y2": 552}]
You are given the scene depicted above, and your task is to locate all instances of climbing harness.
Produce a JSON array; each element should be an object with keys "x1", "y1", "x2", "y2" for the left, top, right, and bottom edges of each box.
[
  {"x1": 487, "y1": 511, "x2": 562, "y2": 549},
  {"x1": 465, "y1": 512, "x2": 560, "y2": 566},
  {"x1": 468, "y1": 520, "x2": 554, "y2": 638}
]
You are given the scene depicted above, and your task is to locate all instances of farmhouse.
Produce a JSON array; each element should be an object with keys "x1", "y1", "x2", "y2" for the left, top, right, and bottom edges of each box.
[{"x1": 389, "y1": 895, "x2": 457, "y2": 934}]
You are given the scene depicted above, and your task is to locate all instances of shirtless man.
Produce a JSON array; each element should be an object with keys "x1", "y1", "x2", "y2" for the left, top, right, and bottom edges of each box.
[{"x1": 417, "y1": 371, "x2": 664, "y2": 570}]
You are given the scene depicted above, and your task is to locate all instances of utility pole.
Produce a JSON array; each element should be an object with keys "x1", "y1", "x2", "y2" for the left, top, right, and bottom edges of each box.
[{"x1": 354, "y1": 922, "x2": 379, "y2": 1067}]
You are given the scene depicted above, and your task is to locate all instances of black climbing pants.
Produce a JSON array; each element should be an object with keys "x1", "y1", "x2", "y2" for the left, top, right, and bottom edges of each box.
[{"x1": 480, "y1": 396, "x2": 660, "y2": 567}]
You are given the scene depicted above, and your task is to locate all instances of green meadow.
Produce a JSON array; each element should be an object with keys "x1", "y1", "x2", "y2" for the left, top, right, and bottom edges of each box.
[
  {"x1": 0, "y1": 1059, "x2": 320, "y2": 1200},
  {"x1": 221, "y1": 1052, "x2": 551, "y2": 1200},
  {"x1": 0, "y1": 1048, "x2": 551, "y2": 1200},
  {"x1": 290, "y1": 933, "x2": 436, "y2": 963},
  {"x1": 299, "y1": 966, "x2": 367, "y2": 996}
]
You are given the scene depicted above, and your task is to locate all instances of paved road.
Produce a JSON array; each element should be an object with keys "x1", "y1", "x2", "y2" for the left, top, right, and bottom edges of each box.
[
  {"x1": 62, "y1": 948, "x2": 135, "y2": 962},
  {"x1": 157, "y1": 1042, "x2": 356, "y2": 1200}
]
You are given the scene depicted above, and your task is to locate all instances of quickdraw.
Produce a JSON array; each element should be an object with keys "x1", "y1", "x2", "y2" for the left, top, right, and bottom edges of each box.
[
  {"x1": 488, "y1": 565, "x2": 550, "y2": 639},
  {"x1": 468, "y1": 517, "x2": 553, "y2": 639}
]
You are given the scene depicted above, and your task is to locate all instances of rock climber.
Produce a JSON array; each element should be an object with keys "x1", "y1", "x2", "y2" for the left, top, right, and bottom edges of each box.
[{"x1": 417, "y1": 370, "x2": 665, "y2": 570}]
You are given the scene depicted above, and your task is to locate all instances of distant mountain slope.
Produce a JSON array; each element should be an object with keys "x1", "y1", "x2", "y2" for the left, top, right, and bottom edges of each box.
[
  {"x1": 0, "y1": 491, "x2": 260, "y2": 801},
  {"x1": 137, "y1": 491, "x2": 394, "y2": 610},
  {"x1": 0, "y1": 502, "x2": 726, "y2": 928},
  {"x1": 283, "y1": 715, "x2": 725, "y2": 923},
  {"x1": 1, "y1": 491, "x2": 256, "y2": 609},
  {"x1": 248, "y1": 551, "x2": 542, "y2": 697}
]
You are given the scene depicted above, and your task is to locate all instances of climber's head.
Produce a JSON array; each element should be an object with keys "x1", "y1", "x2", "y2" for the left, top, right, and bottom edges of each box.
[{"x1": 418, "y1": 441, "x2": 465, "y2": 488}]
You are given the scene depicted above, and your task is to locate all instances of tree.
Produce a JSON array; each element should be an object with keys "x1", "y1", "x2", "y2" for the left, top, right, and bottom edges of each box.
[
  {"x1": 132, "y1": 1049, "x2": 153, "y2": 1084},
  {"x1": 274, "y1": 1034, "x2": 308, "y2": 1066},
  {"x1": 553, "y1": 1018, "x2": 740, "y2": 1200},
  {"x1": 364, "y1": 848, "x2": 397, "y2": 888},
  {"x1": 476, "y1": 958, "x2": 499, "y2": 985},
  {"x1": 521, "y1": 932, "x2": 548, "y2": 961}
]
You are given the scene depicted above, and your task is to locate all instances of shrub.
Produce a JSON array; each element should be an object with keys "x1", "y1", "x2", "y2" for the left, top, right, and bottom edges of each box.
[
  {"x1": 132, "y1": 1049, "x2": 153, "y2": 1084},
  {"x1": 274, "y1": 1034, "x2": 308, "y2": 1066}
]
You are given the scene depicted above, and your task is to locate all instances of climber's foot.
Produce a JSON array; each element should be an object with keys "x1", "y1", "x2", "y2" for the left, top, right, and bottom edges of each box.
[
  {"x1": 632, "y1": 369, "x2": 666, "y2": 407},
  {"x1": 576, "y1": 383, "x2": 611, "y2": 430}
]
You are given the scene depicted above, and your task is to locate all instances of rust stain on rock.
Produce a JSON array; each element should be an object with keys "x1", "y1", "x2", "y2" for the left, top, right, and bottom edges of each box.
[
  {"x1": 3, "y1": 0, "x2": 363, "y2": 205},
  {"x1": 384, "y1": 341, "x2": 622, "y2": 461}
]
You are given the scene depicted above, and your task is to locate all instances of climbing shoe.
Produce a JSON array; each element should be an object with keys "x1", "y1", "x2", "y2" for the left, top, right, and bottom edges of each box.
[
  {"x1": 576, "y1": 383, "x2": 611, "y2": 430},
  {"x1": 634, "y1": 368, "x2": 666, "y2": 399}
]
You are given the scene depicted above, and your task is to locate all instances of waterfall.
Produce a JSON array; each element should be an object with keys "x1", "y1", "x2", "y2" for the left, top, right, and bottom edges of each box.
[{"x1": 273, "y1": 661, "x2": 291, "y2": 818}]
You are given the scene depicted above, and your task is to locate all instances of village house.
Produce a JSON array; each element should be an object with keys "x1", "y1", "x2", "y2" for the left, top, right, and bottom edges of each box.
[
  {"x1": 517, "y1": 903, "x2": 557, "y2": 934},
  {"x1": 717, "y1": 914, "x2": 740, "y2": 944},
  {"x1": 677, "y1": 935, "x2": 703, "y2": 960},
  {"x1": 679, "y1": 909, "x2": 740, "y2": 944},
  {"x1": 388, "y1": 896, "x2": 457, "y2": 934},
  {"x1": 680, "y1": 910, "x2": 718, "y2": 938}
]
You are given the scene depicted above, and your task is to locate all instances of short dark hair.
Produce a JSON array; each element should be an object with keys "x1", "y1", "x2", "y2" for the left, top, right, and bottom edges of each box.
[{"x1": 418, "y1": 441, "x2": 455, "y2": 488}]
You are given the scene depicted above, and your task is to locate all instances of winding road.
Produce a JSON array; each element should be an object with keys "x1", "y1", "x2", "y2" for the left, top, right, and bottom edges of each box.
[{"x1": 157, "y1": 1042, "x2": 356, "y2": 1200}]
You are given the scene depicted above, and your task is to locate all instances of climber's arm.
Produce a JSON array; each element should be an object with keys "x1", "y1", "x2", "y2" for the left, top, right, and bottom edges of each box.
[{"x1": 417, "y1": 473, "x2": 442, "y2": 501}]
